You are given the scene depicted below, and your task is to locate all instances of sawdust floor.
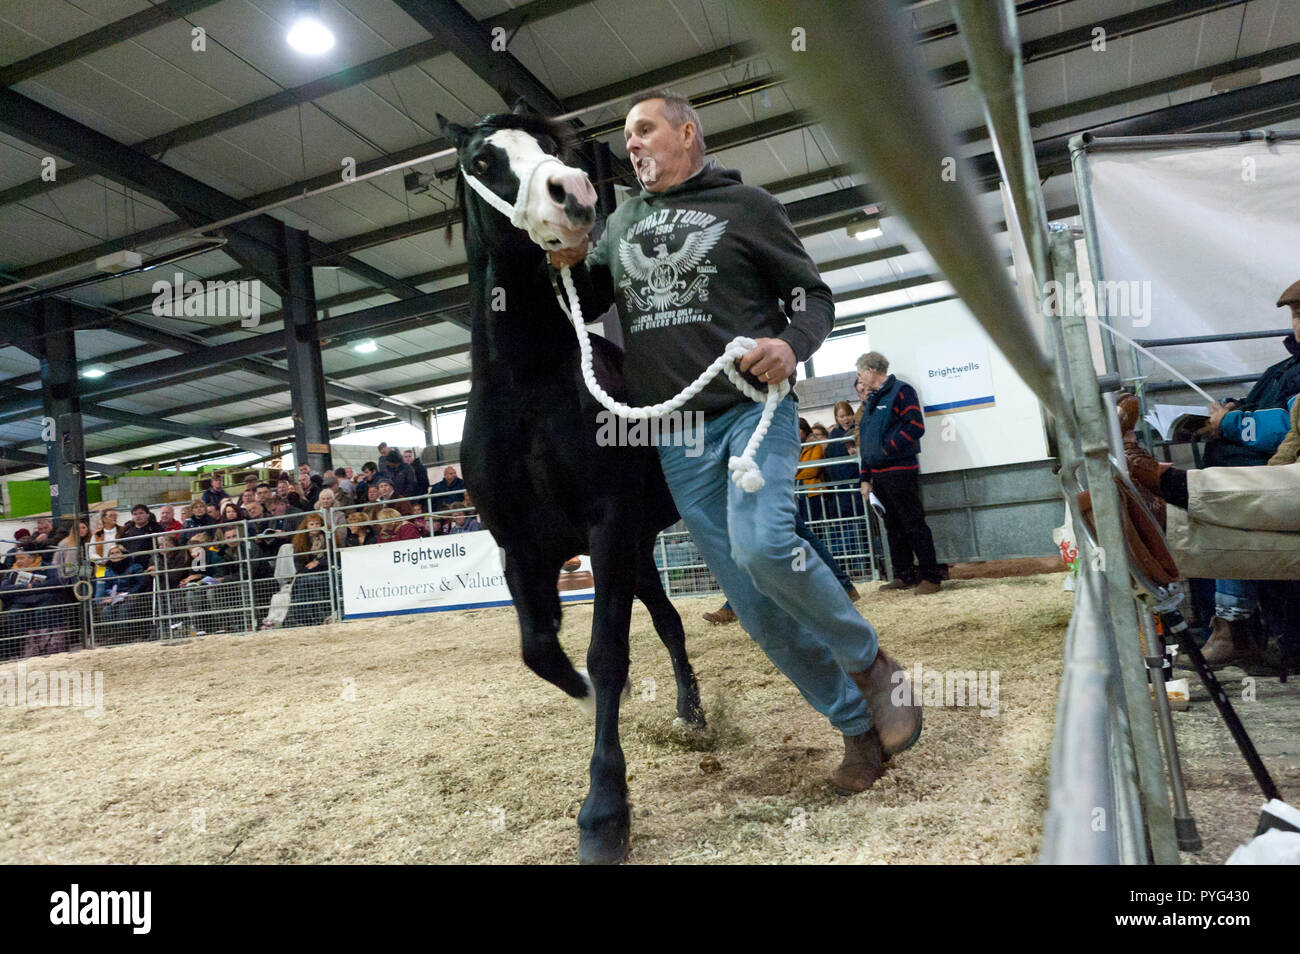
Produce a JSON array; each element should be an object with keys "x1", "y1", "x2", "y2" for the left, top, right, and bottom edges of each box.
[{"x1": 1, "y1": 576, "x2": 1074, "y2": 864}]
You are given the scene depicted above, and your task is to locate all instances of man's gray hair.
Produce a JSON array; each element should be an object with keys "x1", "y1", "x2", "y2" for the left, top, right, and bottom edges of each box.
[
  {"x1": 630, "y1": 89, "x2": 706, "y2": 156},
  {"x1": 856, "y1": 351, "x2": 889, "y2": 374}
]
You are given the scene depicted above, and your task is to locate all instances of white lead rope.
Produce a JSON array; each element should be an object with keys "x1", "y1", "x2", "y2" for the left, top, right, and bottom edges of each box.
[{"x1": 462, "y1": 163, "x2": 789, "y2": 492}]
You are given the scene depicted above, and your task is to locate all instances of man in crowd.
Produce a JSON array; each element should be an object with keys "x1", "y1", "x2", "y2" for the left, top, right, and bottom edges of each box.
[
  {"x1": 1, "y1": 544, "x2": 73, "y2": 657},
  {"x1": 552, "y1": 90, "x2": 920, "y2": 793},
  {"x1": 2, "y1": 528, "x2": 31, "y2": 570},
  {"x1": 428, "y1": 466, "x2": 466, "y2": 507},
  {"x1": 856, "y1": 351, "x2": 942, "y2": 595},
  {"x1": 118, "y1": 504, "x2": 161, "y2": 557},
  {"x1": 201, "y1": 474, "x2": 226, "y2": 509},
  {"x1": 404, "y1": 448, "x2": 431, "y2": 498},
  {"x1": 31, "y1": 517, "x2": 54, "y2": 547},
  {"x1": 379, "y1": 449, "x2": 417, "y2": 500},
  {"x1": 158, "y1": 505, "x2": 182, "y2": 533}
]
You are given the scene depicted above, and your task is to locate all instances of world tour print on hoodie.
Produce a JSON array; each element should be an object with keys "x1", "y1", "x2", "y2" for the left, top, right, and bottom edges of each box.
[
  {"x1": 617, "y1": 211, "x2": 727, "y2": 326},
  {"x1": 582, "y1": 162, "x2": 836, "y2": 415}
]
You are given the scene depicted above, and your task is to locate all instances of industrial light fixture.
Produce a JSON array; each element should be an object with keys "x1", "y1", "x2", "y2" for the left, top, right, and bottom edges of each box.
[
  {"x1": 81, "y1": 367, "x2": 107, "y2": 379},
  {"x1": 354, "y1": 339, "x2": 378, "y2": 354},
  {"x1": 287, "y1": 0, "x2": 335, "y2": 55},
  {"x1": 846, "y1": 205, "x2": 884, "y2": 241}
]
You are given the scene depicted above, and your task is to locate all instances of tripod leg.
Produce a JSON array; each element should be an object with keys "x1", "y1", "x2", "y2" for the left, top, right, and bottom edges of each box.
[
  {"x1": 1142, "y1": 610, "x2": 1202, "y2": 852},
  {"x1": 1162, "y1": 610, "x2": 1281, "y2": 802}
]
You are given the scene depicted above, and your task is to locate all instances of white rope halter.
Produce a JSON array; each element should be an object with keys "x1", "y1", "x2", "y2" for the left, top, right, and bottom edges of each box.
[{"x1": 461, "y1": 162, "x2": 789, "y2": 493}]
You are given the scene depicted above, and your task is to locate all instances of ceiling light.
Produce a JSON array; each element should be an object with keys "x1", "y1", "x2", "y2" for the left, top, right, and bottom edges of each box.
[
  {"x1": 82, "y1": 367, "x2": 107, "y2": 379},
  {"x1": 354, "y1": 339, "x2": 378, "y2": 354},
  {"x1": 846, "y1": 205, "x2": 884, "y2": 242},
  {"x1": 287, "y1": 0, "x2": 335, "y2": 55}
]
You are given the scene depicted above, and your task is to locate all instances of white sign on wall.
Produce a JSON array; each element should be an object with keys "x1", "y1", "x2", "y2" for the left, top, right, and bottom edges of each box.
[
  {"x1": 340, "y1": 531, "x2": 594, "y2": 619},
  {"x1": 915, "y1": 338, "x2": 996, "y2": 415}
]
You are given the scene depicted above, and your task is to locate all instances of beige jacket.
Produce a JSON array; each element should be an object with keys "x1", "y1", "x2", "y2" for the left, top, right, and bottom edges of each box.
[{"x1": 1268, "y1": 398, "x2": 1300, "y2": 465}]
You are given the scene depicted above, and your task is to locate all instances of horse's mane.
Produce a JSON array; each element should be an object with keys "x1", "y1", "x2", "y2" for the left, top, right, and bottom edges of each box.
[{"x1": 444, "y1": 111, "x2": 579, "y2": 246}]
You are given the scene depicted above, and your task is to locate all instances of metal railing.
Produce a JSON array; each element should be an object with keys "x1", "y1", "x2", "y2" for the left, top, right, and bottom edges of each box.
[{"x1": 1, "y1": 475, "x2": 890, "y2": 656}]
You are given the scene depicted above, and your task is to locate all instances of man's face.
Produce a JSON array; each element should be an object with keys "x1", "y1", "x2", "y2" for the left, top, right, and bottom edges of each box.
[
  {"x1": 206, "y1": 504, "x2": 219, "y2": 519},
  {"x1": 277, "y1": 480, "x2": 291, "y2": 495},
  {"x1": 367, "y1": 486, "x2": 380, "y2": 502},
  {"x1": 377, "y1": 481, "x2": 393, "y2": 499},
  {"x1": 271, "y1": 499, "x2": 287, "y2": 514},
  {"x1": 241, "y1": 490, "x2": 255, "y2": 504},
  {"x1": 298, "y1": 464, "x2": 310, "y2": 478},
  {"x1": 256, "y1": 486, "x2": 271, "y2": 504},
  {"x1": 858, "y1": 369, "x2": 887, "y2": 393},
  {"x1": 246, "y1": 502, "x2": 263, "y2": 520},
  {"x1": 624, "y1": 99, "x2": 697, "y2": 192},
  {"x1": 403, "y1": 450, "x2": 415, "y2": 464},
  {"x1": 212, "y1": 475, "x2": 222, "y2": 488},
  {"x1": 36, "y1": 518, "x2": 52, "y2": 535},
  {"x1": 13, "y1": 551, "x2": 36, "y2": 569},
  {"x1": 443, "y1": 467, "x2": 457, "y2": 483},
  {"x1": 159, "y1": 507, "x2": 173, "y2": 524},
  {"x1": 132, "y1": 509, "x2": 149, "y2": 526},
  {"x1": 102, "y1": 509, "x2": 118, "y2": 527},
  {"x1": 1291, "y1": 303, "x2": 1300, "y2": 339}
]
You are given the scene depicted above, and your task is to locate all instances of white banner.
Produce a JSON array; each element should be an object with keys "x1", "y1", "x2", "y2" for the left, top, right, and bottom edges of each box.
[
  {"x1": 340, "y1": 531, "x2": 594, "y2": 619},
  {"x1": 915, "y1": 337, "x2": 996, "y2": 415},
  {"x1": 1087, "y1": 140, "x2": 1300, "y2": 383}
]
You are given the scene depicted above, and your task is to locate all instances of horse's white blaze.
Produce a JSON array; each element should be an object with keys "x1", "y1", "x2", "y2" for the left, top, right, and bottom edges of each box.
[{"x1": 484, "y1": 128, "x2": 594, "y2": 249}]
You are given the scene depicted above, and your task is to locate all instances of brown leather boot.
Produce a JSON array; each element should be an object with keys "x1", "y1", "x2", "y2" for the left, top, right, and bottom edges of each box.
[
  {"x1": 878, "y1": 578, "x2": 912, "y2": 591},
  {"x1": 850, "y1": 650, "x2": 923, "y2": 755},
  {"x1": 702, "y1": 604, "x2": 737, "y2": 625},
  {"x1": 844, "y1": 584, "x2": 862, "y2": 603},
  {"x1": 1199, "y1": 617, "x2": 1259, "y2": 670},
  {"x1": 913, "y1": 580, "x2": 941, "y2": 595},
  {"x1": 831, "y1": 726, "x2": 885, "y2": 794}
]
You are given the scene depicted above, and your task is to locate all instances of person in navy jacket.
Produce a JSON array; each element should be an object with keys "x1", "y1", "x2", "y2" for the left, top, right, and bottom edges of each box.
[{"x1": 856, "y1": 351, "x2": 942, "y2": 594}]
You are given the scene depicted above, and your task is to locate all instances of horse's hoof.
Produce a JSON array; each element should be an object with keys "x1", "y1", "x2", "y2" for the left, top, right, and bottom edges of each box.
[
  {"x1": 577, "y1": 819, "x2": 630, "y2": 865},
  {"x1": 672, "y1": 714, "x2": 707, "y2": 733}
]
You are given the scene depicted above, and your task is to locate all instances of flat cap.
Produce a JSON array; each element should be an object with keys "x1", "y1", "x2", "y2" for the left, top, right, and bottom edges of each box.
[{"x1": 1278, "y1": 279, "x2": 1300, "y2": 307}]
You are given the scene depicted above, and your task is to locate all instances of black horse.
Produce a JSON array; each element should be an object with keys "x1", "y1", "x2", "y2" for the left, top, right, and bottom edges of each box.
[{"x1": 438, "y1": 110, "x2": 706, "y2": 864}]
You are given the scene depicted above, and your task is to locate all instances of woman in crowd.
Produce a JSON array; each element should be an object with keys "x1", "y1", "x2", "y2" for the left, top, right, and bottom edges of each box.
[
  {"x1": 289, "y1": 513, "x2": 331, "y2": 626},
  {"x1": 89, "y1": 508, "x2": 121, "y2": 579},
  {"x1": 94, "y1": 543, "x2": 150, "y2": 626},
  {"x1": 221, "y1": 502, "x2": 243, "y2": 525},
  {"x1": 796, "y1": 417, "x2": 828, "y2": 523},
  {"x1": 52, "y1": 517, "x2": 91, "y2": 582},
  {"x1": 343, "y1": 511, "x2": 374, "y2": 547},
  {"x1": 375, "y1": 507, "x2": 420, "y2": 543}
]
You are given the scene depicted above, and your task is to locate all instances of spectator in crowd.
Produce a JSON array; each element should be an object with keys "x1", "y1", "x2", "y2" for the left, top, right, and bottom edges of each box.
[
  {"x1": 376, "y1": 507, "x2": 421, "y2": 542},
  {"x1": 89, "y1": 508, "x2": 121, "y2": 576},
  {"x1": 181, "y1": 499, "x2": 213, "y2": 541},
  {"x1": 428, "y1": 466, "x2": 466, "y2": 506},
  {"x1": 239, "y1": 488, "x2": 257, "y2": 509},
  {"x1": 289, "y1": 514, "x2": 331, "y2": 626},
  {"x1": 322, "y1": 473, "x2": 354, "y2": 508},
  {"x1": 148, "y1": 532, "x2": 191, "y2": 620},
  {"x1": 244, "y1": 473, "x2": 259, "y2": 493},
  {"x1": 373, "y1": 476, "x2": 413, "y2": 515},
  {"x1": 379, "y1": 449, "x2": 417, "y2": 500},
  {"x1": 796, "y1": 418, "x2": 827, "y2": 522},
  {"x1": 94, "y1": 544, "x2": 149, "y2": 625},
  {"x1": 857, "y1": 351, "x2": 942, "y2": 595},
  {"x1": 296, "y1": 469, "x2": 320, "y2": 508},
  {"x1": 298, "y1": 462, "x2": 316, "y2": 482},
  {"x1": 2, "y1": 528, "x2": 32, "y2": 570},
  {"x1": 447, "y1": 508, "x2": 484, "y2": 534},
  {"x1": 202, "y1": 474, "x2": 226, "y2": 509},
  {"x1": 266, "y1": 495, "x2": 297, "y2": 534},
  {"x1": 52, "y1": 517, "x2": 91, "y2": 582},
  {"x1": 315, "y1": 488, "x2": 347, "y2": 545},
  {"x1": 827, "y1": 400, "x2": 866, "y2": 528},
  {"x1": 276, "y1": 477, "x2": 304, "y2": 510},
  {"x1": 408, "y1": 501, "x2": 432, "y2": 537},
  {"x1": 1, "y1": 543, "x2": 73, "y2": 658},
  {"x1": 343, "y1": 511, "x2": 374, "y2": 547},
  {"x1": 404, "y1": 449, "x2": 431, "y2": 499},
  {"x1": 31, "y1": 517, "x2": 55, "y2": 547},
  {"x1": 355, "y1": 462, "x2": 378, "y2": 500},
  {"x1": 221, "y1": 502, "x2": 243, "y2": 524},
  {"x1": 205, "y1": 503, "x2": 221, "y2": 524},
  {"x1": 1200, "y1": 282, "x2": 1300, "y2": 467},
  {"x1": 336, "y1": 467, "x2": 356, "y2": 498},
  {"x1": 255, "y1": 484, "x2": 273, "y2": 509},
  {"x1": 377, "y1": 442, "x2": 390, "y2": 461},
  {"x1": 158, "y1": 505, "x2": 182, "y2": 533}
]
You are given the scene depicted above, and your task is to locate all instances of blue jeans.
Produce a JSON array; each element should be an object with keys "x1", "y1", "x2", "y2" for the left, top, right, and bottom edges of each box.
[
  {"x1": 657, "y1": 397, "x2": 877, "y2": 735},
  {"x1": 1215, "y1": 579, "x2": 1258, "y2": 621}
]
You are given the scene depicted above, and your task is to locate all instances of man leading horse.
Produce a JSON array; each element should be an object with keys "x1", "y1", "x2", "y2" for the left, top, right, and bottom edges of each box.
[{"x1": 553, "y1": 91, "x2": 923, "y2": 793}]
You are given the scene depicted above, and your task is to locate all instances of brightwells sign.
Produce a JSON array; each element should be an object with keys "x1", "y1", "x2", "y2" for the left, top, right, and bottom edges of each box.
[{"x1": 340, "y1": 531, "x2": 590, "y2": 618}]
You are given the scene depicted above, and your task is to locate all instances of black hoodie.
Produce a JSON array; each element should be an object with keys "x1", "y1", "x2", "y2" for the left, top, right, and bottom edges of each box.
[{"x1": 576, "y1": 162, "x2": 835, "y2": 415}]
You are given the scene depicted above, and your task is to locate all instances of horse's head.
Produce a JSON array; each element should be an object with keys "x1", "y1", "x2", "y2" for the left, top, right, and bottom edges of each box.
[{"x1": 439, "y1": 109, "x2": 597, "y2": 255}]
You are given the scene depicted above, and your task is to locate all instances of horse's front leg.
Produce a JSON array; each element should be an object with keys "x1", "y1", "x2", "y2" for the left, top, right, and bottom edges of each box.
[
  {"x1": 577, "y1": 521, "x2": 637, "y2": 865},
  {"x1": 636, "y1": 538, "x2": 705, "y2": 728}
]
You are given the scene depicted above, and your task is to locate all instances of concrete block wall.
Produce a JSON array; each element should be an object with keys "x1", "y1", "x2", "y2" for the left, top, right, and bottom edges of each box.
[
  {"x1": 103, "y1": 474, "x2": 193, "y2": 511},
  {"x1": 794, "y1": 370, "x2": 857, "y2": 415}
]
